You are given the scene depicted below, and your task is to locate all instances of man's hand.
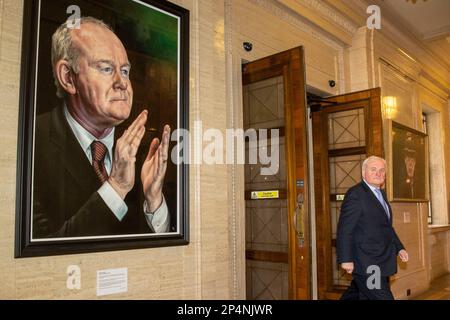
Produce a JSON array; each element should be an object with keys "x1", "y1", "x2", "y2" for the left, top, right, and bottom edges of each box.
[
  {"x1": 398, "y1": 249, "x2": 409, "y2": 262},
  {"x1": 141, "y1": 124, "x2": 171, "y2": 212},
  {"x1": 108, "y1": 110, "x2": 148, "y2": 199},
  {"x1": 341, "y1": 262, "x2": 354, "y2": 274}
]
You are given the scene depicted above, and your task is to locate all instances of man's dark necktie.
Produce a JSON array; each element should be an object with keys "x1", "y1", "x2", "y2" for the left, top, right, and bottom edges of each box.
[{"x1": 91, "y1": 140, "x2": 109, "y2": 184}]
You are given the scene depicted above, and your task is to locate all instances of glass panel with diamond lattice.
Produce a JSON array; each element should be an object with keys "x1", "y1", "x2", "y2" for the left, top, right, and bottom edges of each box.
[
  {"x1": 244, "y1": 76, "x2": 288, "y2": 300},
  {"x1": 329, "y1": 154, "x2": 365, "y2": 194},
  {"x1": 328, "y1": 108, "x2": 365, "y2": 150}
]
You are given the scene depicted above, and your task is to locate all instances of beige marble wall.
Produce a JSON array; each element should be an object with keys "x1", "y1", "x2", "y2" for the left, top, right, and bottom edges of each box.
[
  {"x1": 347, "y1": 27, "x2": 371, "y2": 91},
  {"x1": 0, "y1": 0, "x2": 231, "y2": 299},
  {"x1": 0, "y1": 0, "x2": 25, "y2": 300},
  {"x1": 374, "y1": 30, "x2": 450, "y2": 230},
  {"x1": 428, "y1": 229, "x2": 450, "y2": 281},
  {"x1": 231, "y1": 0, "x2": 344, "y2": 95},
  {"x1": 374, "y1": 27, "x2": 450, "y2": 298},
  {"x1": 390, "y1": 203, "x2": 429, "y2": 298},
  {"x1": 420, "y1": 88, "x2": 449, "y2": 226},
  {"x1": 448, "y1": 231, "x2": 450, "y2": 272}
]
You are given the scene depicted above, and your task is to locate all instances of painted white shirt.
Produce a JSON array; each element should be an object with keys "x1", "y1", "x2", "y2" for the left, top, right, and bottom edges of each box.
[{"x1": 63, "y1": 105, "x2": 169, "y2": 233}]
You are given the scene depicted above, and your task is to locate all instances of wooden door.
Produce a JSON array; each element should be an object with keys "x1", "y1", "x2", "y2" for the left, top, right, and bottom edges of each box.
[
  {"x1": 242, "y1": 47, "x2": 310, "y2": 299},
  {"x1": 311, "y1": 88, "x2": 383, "y2": 299}
]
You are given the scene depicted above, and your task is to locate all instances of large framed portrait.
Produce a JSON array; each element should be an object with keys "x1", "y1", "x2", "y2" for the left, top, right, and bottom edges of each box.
[
  {"x1": 388, "y1": 120, "x2": 429, "y2": 202},
  {"x1": 15, "y1": 0, "x2": 189, "y2": 257}
]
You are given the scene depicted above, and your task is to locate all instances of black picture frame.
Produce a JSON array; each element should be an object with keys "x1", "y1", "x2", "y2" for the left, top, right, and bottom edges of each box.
[{"x1": 15, "y1": 0, "x2": 189, "y2": 257}]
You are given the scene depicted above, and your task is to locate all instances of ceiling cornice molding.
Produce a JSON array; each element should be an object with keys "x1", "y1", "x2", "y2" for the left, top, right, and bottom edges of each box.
[
  {"x1": 300, "y1": 0, "x2": 358, "y2": 34},
  {"x1": 419, "y1": 69, "x2": 450, "y2": 99},
  {"x1": 422, "y1": 25, "x2": 450, "y2": 41},
  {"x1": 364, "y1": 0, "x2": 449, "y2": 68},
  {"x1": 374, "y1": 27, "x2": 450, "y2": 92},
  {"x1": 253, "y1": 0, "x2": 345, "y2": 50},
  {"x1": 323, "y1": 0, "x2": 367, "y2": 26},
  {"x1": 257, "y1": 0, "x2": 448, "y2": 96},
  {"x1": 276, "y1": 0, "x2": 358, "y2": 45},
  {"x1": 354, "y1": 0, "x2": 450, "y2": 88},
  {"x1": 372, "y1": 0, "x2": 450, "y2": 42}
]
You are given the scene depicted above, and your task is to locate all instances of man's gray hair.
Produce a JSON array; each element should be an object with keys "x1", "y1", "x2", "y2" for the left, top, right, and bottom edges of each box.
[
  {"x1": 362, "y1": 155, "x2": 387, "y2": 176},
  {"x1": 51, "y1": 17, "x2": 112, "y2": 98}
]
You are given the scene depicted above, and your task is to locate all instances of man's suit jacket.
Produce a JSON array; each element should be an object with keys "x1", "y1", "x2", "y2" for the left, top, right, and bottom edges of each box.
[
  {"x1": 336, "y1": 181, "x2": 405, "y2": 276},
  {"x1": 32, "y1": 106, "x2": 152, "y2": 238}
]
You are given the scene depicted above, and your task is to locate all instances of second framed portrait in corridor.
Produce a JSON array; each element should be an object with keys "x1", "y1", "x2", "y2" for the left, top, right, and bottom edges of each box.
[{"x1": 389, "y1": 121, "x2": 428, "y2": 202}]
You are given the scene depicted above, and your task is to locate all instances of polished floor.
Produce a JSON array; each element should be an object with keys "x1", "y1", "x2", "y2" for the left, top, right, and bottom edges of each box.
[{"x1": 414, "y1": 273, "x2": 450, "y2": 300}]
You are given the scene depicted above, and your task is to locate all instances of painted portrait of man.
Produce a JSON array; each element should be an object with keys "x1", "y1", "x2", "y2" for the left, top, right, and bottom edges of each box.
[{"x1": 392, "y1": 123, "x2": 427, "y2": 201}]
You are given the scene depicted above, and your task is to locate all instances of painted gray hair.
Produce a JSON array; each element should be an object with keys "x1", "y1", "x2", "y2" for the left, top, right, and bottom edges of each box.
[
  {"x1": 51, "y1": 17, "x2": 112, "y2": 98},
  {"x1": 362, "y1": 155, "x2": 387, "y2": 176}
]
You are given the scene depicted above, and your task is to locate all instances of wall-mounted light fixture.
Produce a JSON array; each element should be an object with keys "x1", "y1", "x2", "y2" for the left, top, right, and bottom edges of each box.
[{"x1": 383, "y1": 96, "x2": 397, "y2": 119}]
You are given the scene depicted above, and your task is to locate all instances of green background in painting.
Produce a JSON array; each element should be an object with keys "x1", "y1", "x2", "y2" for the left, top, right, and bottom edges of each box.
[{"x1": 111, "y1": 0, "x2": 178, "y2": 64}]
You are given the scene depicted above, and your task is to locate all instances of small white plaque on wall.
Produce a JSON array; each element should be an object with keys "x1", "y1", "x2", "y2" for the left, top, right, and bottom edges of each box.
[
  {"x1": 403, "y1": 212, "x2": 411, "y2": 224},
  {"x1": 96, "y1": 268, "x2": 128, "y2": 296}
]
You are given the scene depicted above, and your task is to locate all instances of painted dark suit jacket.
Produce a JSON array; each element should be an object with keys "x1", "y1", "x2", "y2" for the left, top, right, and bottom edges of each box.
[
  {"x1": 336, "y1": 181, "x2": 405, "y2": 277},
  {"x1": 32, "y1": 106, "x2": 153, "y2": 238}
]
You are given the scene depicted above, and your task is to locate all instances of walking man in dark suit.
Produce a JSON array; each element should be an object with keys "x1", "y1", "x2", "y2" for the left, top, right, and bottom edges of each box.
[
  {"x1": 33, "y1": 17, "x2": 171, "y2": 238},
  {"x1": 337, "y1": 156, "x2": 409, "y2": 300}
]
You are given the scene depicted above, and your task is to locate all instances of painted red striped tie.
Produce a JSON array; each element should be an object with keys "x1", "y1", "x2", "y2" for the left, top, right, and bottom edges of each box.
[{"x1": 91, "y1": 140, "x2": 108, "y2": 184}]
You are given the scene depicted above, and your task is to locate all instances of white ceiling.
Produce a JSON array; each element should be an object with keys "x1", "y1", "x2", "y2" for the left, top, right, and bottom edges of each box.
[
  {"x1": 377, "y1": 0, "x2": 450, "y2": 69},
  {"x1": 383, "y1": 0, "x2": 450, "y2": 40}
]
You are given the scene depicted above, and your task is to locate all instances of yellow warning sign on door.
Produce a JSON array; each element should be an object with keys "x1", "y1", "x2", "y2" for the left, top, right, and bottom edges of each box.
[{"x1": 251, "y1": 190, "x2": 279, "y2": 200}]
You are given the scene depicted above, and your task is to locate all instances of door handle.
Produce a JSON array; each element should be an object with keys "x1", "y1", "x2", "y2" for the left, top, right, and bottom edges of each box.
[{"x1": 293, "y1": 193, "x2": 304, "y2": 247}]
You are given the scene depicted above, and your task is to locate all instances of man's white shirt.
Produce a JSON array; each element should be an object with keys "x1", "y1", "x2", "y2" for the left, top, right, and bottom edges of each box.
[
  {"x1": 363, "y1": 179, "x2": 383, "y2": 199},
  {"x1": 63, "y1": 105, "x2": 169, "y2": 233}
]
